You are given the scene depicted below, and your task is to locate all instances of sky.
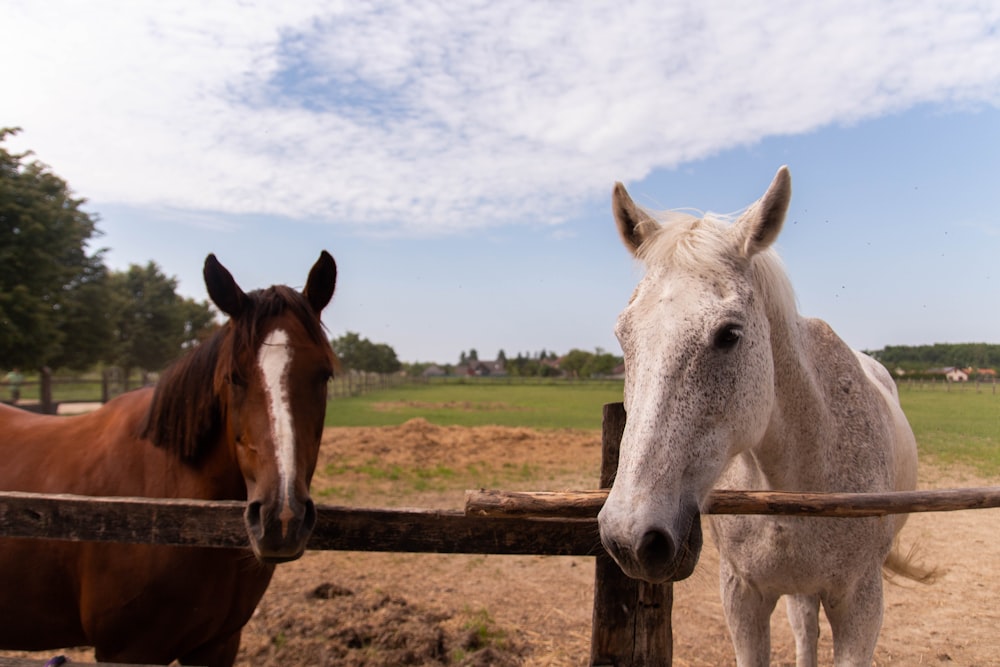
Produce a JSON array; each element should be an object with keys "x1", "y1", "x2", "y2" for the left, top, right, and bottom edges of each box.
[{"x1": 2, "y1": 1, "x2": 999, "y2": 364}]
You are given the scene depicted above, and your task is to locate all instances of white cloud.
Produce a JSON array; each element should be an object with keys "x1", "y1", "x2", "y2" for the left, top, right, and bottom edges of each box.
[{"x1": 2, "y1": 0, "x2": 999, "y2": 235}]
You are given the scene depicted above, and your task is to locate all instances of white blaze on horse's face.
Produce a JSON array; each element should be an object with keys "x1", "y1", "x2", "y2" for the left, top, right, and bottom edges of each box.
[
  {"x1": 257, "y1": 328, "x2": 297, "y2": 536},
  {"x1": 599, "y1": 167, "x2": 792, "y2": 583}
]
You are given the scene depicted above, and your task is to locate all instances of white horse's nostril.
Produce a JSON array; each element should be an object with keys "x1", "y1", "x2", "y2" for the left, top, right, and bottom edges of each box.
[{"x1": 638, "y1": 528, "x2": 675, "y2": 567}]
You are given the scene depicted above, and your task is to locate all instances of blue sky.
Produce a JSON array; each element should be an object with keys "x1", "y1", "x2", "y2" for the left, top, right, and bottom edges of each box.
[{"x1": 3, "y1": 2, "x2": 999, "y2": 364}]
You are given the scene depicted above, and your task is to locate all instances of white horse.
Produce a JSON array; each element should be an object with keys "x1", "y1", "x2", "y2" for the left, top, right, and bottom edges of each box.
[{"x1": 598, "y1": 166, "x2": 921, "y2": 666}]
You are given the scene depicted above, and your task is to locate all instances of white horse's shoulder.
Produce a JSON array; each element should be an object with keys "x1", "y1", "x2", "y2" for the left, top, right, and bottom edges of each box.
[
  {"x1": 800, "y1": 318, "x2": 864, "y2": 377},
  {"x1": 799, "y1": 317, "x2": 902, "y2": 413},
  {"x1": 853, "y1": 349, "x2": 899, "y2": 399}
]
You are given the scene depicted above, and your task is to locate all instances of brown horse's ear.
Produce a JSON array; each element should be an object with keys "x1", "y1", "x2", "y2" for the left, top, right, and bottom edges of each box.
[
  {"x1": 303, "y1": 250, "x2": 337, "y2": 314},
  {"x1": 737, "y1": 166, "x2": 791, "y2": 257},
  {"x1": 204, "y1": 254, "x2": 249, "y2": 318},
  {"x1": 613, "y1": 182, "x2": 659, "y2": 256}
]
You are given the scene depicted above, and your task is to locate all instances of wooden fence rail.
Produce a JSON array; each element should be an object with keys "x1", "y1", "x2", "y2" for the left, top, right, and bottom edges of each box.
[
  {"x1": 0, "y1": 491, "x2": 599, "y2": 556},
  {"x1": 465, "y1": 485, "x2": 1000, "y2": 519}
]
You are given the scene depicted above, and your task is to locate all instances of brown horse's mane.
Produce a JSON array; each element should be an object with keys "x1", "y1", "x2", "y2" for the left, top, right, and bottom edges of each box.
[{"x1": 140, "y1": 285, "x2": 335, "y2": 463}]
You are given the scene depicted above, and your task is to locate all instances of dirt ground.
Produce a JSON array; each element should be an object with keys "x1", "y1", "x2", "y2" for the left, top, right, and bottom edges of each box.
[{"x1": 5, "y1": 419, "x2": 1000, "y2": 665}]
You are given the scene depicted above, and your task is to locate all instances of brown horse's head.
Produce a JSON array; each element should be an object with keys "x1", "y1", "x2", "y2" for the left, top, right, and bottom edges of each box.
[{"x1": 143, "y1": 252, "x2": 337, "y2": 563}]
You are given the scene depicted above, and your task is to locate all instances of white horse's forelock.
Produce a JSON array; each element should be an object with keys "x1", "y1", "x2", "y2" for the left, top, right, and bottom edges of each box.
[{"x1": 633, "y1": 207, "x2": 799, "y2": 330}]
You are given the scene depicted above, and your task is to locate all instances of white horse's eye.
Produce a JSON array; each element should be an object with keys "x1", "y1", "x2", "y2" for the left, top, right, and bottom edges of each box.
[{"x1": 714, "y1": 324, "x2": 743, "y2": 350}]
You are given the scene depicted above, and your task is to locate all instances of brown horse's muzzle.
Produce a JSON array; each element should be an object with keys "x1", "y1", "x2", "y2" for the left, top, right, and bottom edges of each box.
[{"x1": 244, "y1": 494, "x2": 317, "y2": 563}]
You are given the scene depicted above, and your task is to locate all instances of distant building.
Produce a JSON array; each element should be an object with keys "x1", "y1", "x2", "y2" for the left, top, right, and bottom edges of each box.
[
  {"x1": 456, "y1": 360, "x2": 507, "y2": 377},
  {"x1": 945, "y1": 368, "x2": 969, "y2": 382}
]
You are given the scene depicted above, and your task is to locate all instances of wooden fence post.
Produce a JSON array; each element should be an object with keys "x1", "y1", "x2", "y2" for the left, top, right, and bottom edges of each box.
[
  {"x1": 39, "y1": 367, "x2": 54, "y2": 414},
  {"x1": 591, "y1": 402, "x2": 673, "y2": 666}
]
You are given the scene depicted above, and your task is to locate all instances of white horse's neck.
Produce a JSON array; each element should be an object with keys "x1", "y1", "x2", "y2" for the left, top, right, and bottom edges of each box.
[{"x1": 742, "y1": 262, "x2": 835, "y2": 491}]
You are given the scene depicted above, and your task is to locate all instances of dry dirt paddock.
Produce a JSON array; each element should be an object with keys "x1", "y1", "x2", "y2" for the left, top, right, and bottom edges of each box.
[{"x1": 5, "y1": 420, "x2": 1000, "y2": 665}]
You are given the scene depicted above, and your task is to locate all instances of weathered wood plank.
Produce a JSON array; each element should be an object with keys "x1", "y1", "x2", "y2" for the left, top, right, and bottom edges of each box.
[
  {"x1": 0, "y1": 491, "x2": 601, "y2": 556},
  {"x1": 310, "y1": 506, "x2": 600, "y2": 555},
  {"x1": 466, "y1": 486, "x2": 1000, "y2": 519},
  {"x1": 0, "y1": 492, "x2": 247, "y2": 548}
]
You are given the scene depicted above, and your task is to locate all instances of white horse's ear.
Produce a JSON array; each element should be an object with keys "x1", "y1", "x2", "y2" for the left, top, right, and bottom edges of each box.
[
  {"x1": 737, "y1": 166, "x2": 792, "y2": 257},
  {"x1": 613, "y1": 182, "x2": 660, "y2": 256}
]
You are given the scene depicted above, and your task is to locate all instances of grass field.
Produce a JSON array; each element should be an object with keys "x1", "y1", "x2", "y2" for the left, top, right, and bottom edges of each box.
[
  {"x1": 17, "y1": 373, "x2": 997, "y2": 477},
  {"x1": 324, "y1": 379, "x2": 626, "y2": 430},
  {"x1": 898, "y1": 383, "x2": 1000, "y2": 475},
  {"x1": 326, "y1": 379, "x2": 1000, "y2": 476}
]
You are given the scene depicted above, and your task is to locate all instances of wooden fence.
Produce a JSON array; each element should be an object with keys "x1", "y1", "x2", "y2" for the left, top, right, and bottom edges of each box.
[
  {"x1": 2, "y1": 368, "x2": 123, "y2": 415},
  {"x1": 3, "y1": 402, "x2": 1000, "y2": 665},
  {"x1": 328, "y1": 369, "x2": 416, "y2": 398}
]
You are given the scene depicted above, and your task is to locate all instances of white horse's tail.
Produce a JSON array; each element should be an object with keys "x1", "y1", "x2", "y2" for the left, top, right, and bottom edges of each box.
[{"x1": 884, "y1": 538, "x2": 941, "y2": 585}]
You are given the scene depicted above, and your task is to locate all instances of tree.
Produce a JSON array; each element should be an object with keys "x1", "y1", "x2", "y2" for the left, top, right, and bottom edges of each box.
[
  {"x1": 332, "y1": 332, "x2": 401, "y2": 374},
  {"x1": 46, "y1": 261, "x2": 115, "y2": 371},
  {"x1": 560, "y1": 349, "x2": 592, "y2": 378},
  {"x1": 0, "y1": 128, "x2": 110, "y2": 369},
  {"x1": 107, "y1": 262, "x2": 215, "y2": 387}
]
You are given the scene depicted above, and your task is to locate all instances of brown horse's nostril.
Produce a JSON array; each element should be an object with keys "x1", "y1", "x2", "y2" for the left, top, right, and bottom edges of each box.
[
  {"x1": 244, "y1": 496, "x2": 316, "y2": 563},
  {"x1": 245, "y1": 500, "x2": 264, "y2": 537},
  {"x1": 302, "y1": 498, "x2": 317, "y2": 535}
]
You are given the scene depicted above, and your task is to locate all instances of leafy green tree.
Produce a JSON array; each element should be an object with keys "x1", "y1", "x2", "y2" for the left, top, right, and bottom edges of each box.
[
  {"x1": 0, "y1": 127, "x2": 110, "y2": 370},
  {"x1": 107, "y1": 262, "x2": 215, "y2": 387},
  {"x1": 869, "y1": 344, "x2": 1000, "y2": 371},
  {"x1": 46, "y1": 262, "x2": 115, "y2": 371},
  {"x1": 584, "y1": 350, "x2": 622, "y2": 377},
  {"x1": 332, "y1": 332, "x2": 401, "y2": 374},
  {"x1": 560, "y1": 349, "x2": 592, "y2": 378}
]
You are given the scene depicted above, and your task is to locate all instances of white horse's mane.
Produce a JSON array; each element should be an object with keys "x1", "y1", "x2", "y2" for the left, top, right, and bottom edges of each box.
[{"x1": 633, "y1": 208, "x2": 800, "y2": 328}]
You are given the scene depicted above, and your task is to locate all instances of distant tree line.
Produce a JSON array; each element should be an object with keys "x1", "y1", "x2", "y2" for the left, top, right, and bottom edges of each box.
[
  {"x1": 1, "y1": 128, "x2": 215, "y2": 383},
  {"x1": 867, "y1": 343, "x2": 1000, "y2": 372},
  {"x1": 395, "y1": 347, "x2": 623, "y2": 379},
  {"x1": 330, "y1": 332, "x2": 401, "y2": 374}
]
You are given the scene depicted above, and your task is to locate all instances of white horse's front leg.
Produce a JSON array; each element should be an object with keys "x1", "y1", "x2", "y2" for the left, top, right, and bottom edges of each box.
[
  {"x1": 785, "y1": 593, "x2": 820, "y2": 667},
  {"x1": 822, "y1": 566, "x2": 884, "y2": 667},
  {"x1": 720, "y1": 558, "x2": 777, "y2": 667}
]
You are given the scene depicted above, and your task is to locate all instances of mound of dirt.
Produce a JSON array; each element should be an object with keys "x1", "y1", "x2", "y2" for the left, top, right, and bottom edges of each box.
[{"x1": 319, "y1": 417, "x2": 598, "y2": 472}]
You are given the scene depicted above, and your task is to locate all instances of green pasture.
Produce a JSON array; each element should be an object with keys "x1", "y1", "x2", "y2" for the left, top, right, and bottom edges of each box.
[
  {"x1": 324, "y1": 379, "x2": 625, "y2": 430},
  {"x1": 897, "y1": 383, "x2": 1000, "y2": 475},
  {"x1": 326, "y1": 379, "x2": 1000, "y2": 476}
]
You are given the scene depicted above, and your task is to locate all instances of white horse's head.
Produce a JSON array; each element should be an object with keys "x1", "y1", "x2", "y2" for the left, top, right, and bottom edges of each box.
[{"x1": 598, "y1": 166, "x2": 793, "y2": 583}]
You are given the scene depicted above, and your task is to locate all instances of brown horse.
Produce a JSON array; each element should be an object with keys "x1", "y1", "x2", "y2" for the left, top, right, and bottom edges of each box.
[{"x1": 0, "y1": 251, "x2": 338, "y2": 666}]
